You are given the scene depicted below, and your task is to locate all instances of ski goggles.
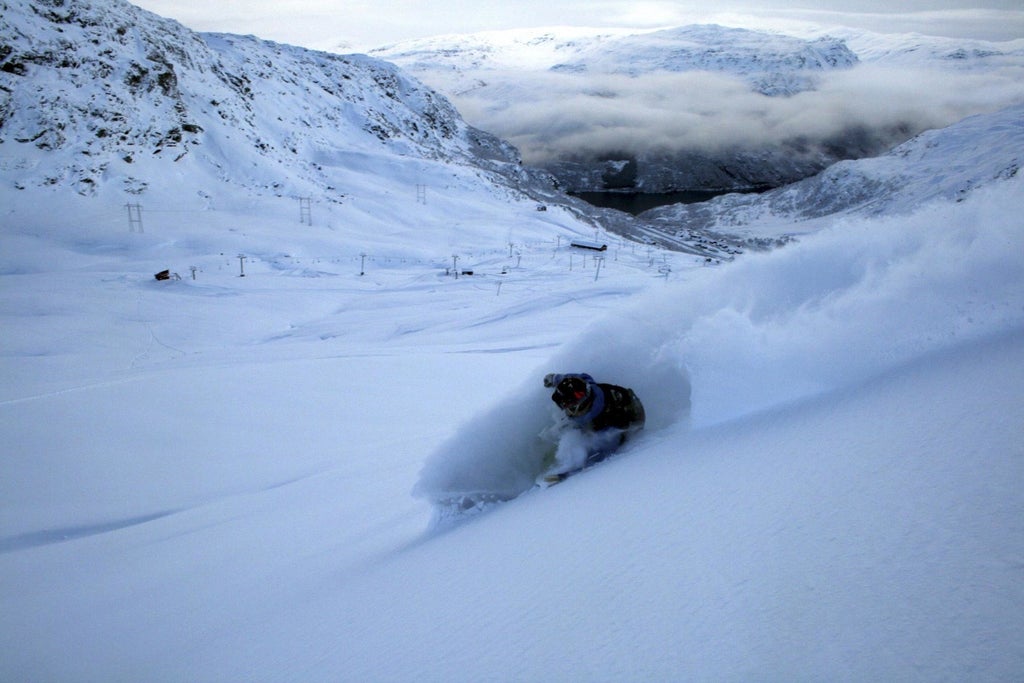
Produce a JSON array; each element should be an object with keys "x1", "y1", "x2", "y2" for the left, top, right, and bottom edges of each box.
[{"x1": 553, "y1": 378, "x2": 589, "y2": 410}]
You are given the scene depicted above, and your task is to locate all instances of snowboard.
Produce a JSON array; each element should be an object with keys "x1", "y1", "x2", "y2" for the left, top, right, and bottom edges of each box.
[{"x1": 536, "y1": 451, "x2": 611, "y2": 487}]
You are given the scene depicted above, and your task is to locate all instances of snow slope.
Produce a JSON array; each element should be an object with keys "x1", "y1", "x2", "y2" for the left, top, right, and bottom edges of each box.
[
  {"x1": 2, "y1": 2, "x2": 1023, "y2": 680},
  {"x1": 2, "y1": 171, "x2": 1021, "y2": 680},
  {"x1": 147, "y1": 330, "x2": 1024, "y2": 682}
]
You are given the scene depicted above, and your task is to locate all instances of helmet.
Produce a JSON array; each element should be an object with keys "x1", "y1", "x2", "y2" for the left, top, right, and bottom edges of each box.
[{"x1": 552, "y1": 376, "x2": 592, "y2": 416}]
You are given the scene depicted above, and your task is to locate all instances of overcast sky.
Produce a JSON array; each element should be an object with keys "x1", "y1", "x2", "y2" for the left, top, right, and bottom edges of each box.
[{"x1": 133, "y1": 1, "x2": 1024, "y2": 51}]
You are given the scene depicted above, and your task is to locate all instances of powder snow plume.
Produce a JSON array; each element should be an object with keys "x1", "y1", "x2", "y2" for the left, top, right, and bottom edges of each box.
[{"x1": 414, "y1": 171, "x2": 1024, "y2": 509}]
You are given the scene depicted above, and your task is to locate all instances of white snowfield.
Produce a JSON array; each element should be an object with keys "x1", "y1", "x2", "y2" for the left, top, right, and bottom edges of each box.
[
  {"x1": 2, "y1": 143, "x2": 1021, "y2": 682},
  {"x1": 2, "y1": 2, "x2": 1023, "y2": 680}
]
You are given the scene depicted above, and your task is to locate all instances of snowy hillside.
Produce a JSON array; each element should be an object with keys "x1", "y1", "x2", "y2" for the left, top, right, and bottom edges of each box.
[
  {"x1": 0, "y1": 0, "x2": 531, "y2": 201},
  {"x1": 0, "y1": 0, "x2": 746, "y2": 259},
  {"x1": 372, "y1": 25, "x2": 1024, "y2": 194},
  {"x1": 2, "y1": 2, "x2": 1023, "y2": 680},
  {"x1": 836, "y1": 29, "x2": 1024, "y2": 68}
]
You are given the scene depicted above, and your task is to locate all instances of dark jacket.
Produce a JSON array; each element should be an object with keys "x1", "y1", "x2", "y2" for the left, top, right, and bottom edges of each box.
[
  {"x1": 590, "y1": 382, "x2": 646, "y2": 432},
  {"x1": 546, "y1": 373, "x2": 645, "y2": 433}
]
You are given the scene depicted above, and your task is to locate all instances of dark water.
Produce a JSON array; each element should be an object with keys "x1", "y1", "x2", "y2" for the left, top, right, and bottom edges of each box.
[{"x1": 572, "y1": 189, "x2": 763, "y2": 215}]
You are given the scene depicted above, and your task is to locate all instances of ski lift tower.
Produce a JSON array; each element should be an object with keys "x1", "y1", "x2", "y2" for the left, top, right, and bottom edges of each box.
[{"x1": 126, "y1": 203, "x2": 143, "y2": 233}]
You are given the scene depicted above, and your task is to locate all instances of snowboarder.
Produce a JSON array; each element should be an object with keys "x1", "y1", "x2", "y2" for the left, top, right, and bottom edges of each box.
[{"x1": 540, "y1": 373, "x2": 645, "y2": 483}]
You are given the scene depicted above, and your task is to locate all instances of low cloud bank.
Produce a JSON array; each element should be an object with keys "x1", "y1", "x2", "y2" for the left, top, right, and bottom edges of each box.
[{"x1": 448, "y1": 62, "x2": 1024, "y2": 163}]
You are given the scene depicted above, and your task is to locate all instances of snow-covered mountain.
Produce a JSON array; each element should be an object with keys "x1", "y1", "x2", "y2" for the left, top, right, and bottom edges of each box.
[
  {"x1": 0, "y1": 0, "x2": 748, "y2": 260},
  {"x1": 838, "y1": 29, "x2": 1024, "y2": 68},
  {"x1": 371, "y1": 25, "x2": 1024, "y2": 195},
  {"x1": 375, "y1": 24, "x2": 858, "y2": 97},
  {"x1": 370, "y1": 25, "x2": 865, "y2": 193},
  {"x1": 0, "y1": 0, "x2": 530, "y2": 200},
  {"x1": 546, "y1": 25, "x2": 858, "y2": 96}
]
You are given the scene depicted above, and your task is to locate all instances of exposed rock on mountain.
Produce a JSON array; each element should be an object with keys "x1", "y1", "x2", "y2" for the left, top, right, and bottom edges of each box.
[{"x1": 0, "y1": 0, "x2": 528, "y2": 198}]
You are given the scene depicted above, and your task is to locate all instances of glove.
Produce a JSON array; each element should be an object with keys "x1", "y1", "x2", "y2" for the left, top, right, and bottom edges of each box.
[{"x1": 543, "y1": 373, "x2": 560, "y2": 388}]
